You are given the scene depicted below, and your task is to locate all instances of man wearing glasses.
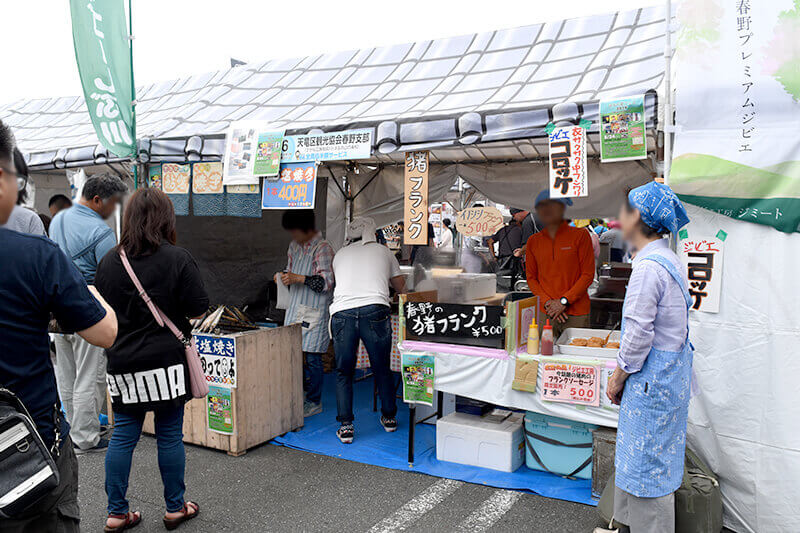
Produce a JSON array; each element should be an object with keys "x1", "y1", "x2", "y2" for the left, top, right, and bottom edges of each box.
[
  {"x1": 50, "y1": 172, "x2": 127, "y2": 454},
  {"x1": 0, "y1": 119, "x2": 118, "y2": 531},
  {"x1": 0, "y1": 147, "x2": 45, "y2": 235}
]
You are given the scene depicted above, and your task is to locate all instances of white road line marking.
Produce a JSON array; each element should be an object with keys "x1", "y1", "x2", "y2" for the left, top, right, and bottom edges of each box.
[
  {"x1": 368, "y1": 478, "x2": 464, "y2": 533},
  {"x1": 455, "y1": 489, "x2": 524, "y2": 532}
]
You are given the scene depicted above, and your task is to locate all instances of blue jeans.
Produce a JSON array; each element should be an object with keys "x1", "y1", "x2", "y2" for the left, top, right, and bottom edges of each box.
[
  {"x1": 105, "y1": 406, "x2": 186, "y2": 514},
  {"x1": 304, "y1": 352, "x2": 324, "y2": 405},
  {"x1": 331, "y1": 304, "x2": 397, "y2": 423}
]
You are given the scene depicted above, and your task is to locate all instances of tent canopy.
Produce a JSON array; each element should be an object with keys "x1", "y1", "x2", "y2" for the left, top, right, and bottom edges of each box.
[{"x1": 1, "y1": 6, "x2": 667, "y2": 170}]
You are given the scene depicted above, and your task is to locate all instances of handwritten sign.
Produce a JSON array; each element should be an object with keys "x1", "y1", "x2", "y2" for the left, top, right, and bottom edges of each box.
[
  {"x1": 281, "y1": 129, "x2": 372, "y2": 163},
  {"x1": 404, "y1": 302, "x2": 504, "y2": 349},
  {"x1": 455, "y1": 207, "x2": 504, "y2": 237},
  {"x1": 549, "y1": 126, "x2": 588, "y2": 198},
  {"x1": 679, "y1": 232, "x2": 725, "y2": 313},
  {"x1": 261, "y1": 162, "x2": 317, "y2": 209},
  {"x1": 195, "y1": 334, "x2": 237, "y2": 389},
  {"x1": 192, "y1": 162, "x2": 224, "y2": 194},
  {"x1": 162, "y1": 163, "x2": 190, "y2": 194},
  {"x1": 403, "y1": 151, "x2": 429, "y2": 245},
  {"x1": 401, "y1": 353, "x2": 435, "y2": 406},
  {"x1": 539, "y1": 361, "x2": 600, "y2": 406}
]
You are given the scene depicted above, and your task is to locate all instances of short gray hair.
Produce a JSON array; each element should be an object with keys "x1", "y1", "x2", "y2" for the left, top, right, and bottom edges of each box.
[{"x1": 82, "y1": 173, "x2": 128, "y2": 201}]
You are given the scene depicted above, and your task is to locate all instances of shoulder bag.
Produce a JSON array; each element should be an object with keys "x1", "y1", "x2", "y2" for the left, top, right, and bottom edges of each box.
[{"x1": 119, "y1": 249, "x2": 209, "y2": 399}]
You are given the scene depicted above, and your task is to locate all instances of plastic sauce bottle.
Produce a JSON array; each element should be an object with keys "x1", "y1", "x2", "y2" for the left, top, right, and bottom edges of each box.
[
  {"x1": 540, "y1": 319, "x2": 554, "y2": 356},
  {"x1": 526, "y1": 320, "x2": 539, "y2": 354}
]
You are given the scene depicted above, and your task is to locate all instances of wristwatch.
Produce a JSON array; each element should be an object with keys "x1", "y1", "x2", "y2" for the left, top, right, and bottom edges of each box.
[{"x1": 560, "y1": 297, "x2": 569, "y2": 306}]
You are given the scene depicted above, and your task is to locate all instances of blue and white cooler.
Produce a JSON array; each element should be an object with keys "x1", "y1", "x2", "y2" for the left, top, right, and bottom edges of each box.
[{"x1": 523, "y1": 412, "x2": 597, "y2": 480}]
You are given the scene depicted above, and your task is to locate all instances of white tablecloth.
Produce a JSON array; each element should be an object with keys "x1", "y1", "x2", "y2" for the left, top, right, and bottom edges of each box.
[{"x1": 401, "y1": 343, "x2": 620, "y2": 428}]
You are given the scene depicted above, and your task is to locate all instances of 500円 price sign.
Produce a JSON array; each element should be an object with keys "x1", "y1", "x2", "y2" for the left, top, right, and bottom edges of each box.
[
  {"x1": 195, "y1": 334, "x2": 237, "y2": 389},
  {"x1": 539, "y1": 361, "x2": 599, "y2": 407}
]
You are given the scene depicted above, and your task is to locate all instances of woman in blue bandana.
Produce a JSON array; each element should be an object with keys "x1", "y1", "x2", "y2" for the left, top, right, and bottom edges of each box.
[{"x1": 595, "y1": 182, "x2": 691, "y2": 533}]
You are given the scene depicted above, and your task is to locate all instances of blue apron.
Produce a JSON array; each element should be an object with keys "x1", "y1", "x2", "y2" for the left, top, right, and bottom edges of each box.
[{"x1": 615, "y1": 253, "x2": 694, "y2": 498}]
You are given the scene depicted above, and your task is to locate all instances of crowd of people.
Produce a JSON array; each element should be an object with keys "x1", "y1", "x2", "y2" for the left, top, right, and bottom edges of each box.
[{"x1": 1, "y1": 113, "x2": 694, "y2": 533}]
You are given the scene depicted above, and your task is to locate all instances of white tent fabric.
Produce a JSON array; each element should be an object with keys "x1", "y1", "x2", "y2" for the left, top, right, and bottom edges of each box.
[
  {"x1": 683, "y1": 204, "x2": 800, "y2": 533},
  {"x1": 1, "y1": 6, "x2": 667, "y2": 169}
]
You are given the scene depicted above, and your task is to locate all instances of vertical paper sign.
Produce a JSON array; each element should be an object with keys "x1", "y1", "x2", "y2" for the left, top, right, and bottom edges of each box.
[
  {"x1": 402, "y1": 353, "x2": 435, "y2": 406},
  {"x1": 161, "y1": 163, "x2": 190, "y2": 194},
  {"x1": 600, "y1": 95, "x2": 647, "y2": 162},
  {"x1": 403, "y1": 151, "x2": 429, "y2": 245},
  {"x1": 223, "y1": 122, "x2": 259, "y2": 185},
  {"x1": 261, "y1": 162, "x2": 317, "y2": 209},
  {"x1": 679, "y1": 233, "x2": 725, "y2": 313},
  {"x1": 191, "y1": 162, "x2": 223, "y2": 194},
  {"x1": 549, "y1": 126, "x2": 588, "y2": 198},
  {"x1": 539, "y1": 361, "x2": 600, "y2": 406},
  {"x1": 207, "y1": 386, "x2": 233, "y2": 434},
  {"x1": 253, "y1": 131, "x2": 284, "y2": 177}
]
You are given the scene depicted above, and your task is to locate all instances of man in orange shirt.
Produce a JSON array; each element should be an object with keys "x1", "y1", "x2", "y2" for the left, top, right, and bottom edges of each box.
[{"x1": 525, "y1": 190, "x2": 595, "y2": 340}]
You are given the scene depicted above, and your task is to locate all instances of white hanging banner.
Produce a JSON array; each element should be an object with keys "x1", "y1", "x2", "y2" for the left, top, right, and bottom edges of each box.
[
  {"x1": 678, "y1": 229, "x2": 726, "y2": 313},
  {"x1": 548, "y1": 125, "x2": 588, "y2": 198}
]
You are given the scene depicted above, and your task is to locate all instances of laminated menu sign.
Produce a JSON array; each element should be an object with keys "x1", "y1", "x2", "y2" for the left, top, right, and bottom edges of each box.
[
  {"x1": 404, "y1": 302, "x2": 504, "y2": 346},
  {"x1": 195, "y1": 334, "x2": 237, "y2": 389},
  {"x1": 600, "y1": 95, "x2": 647, "y2": 162},
  {"x1": 539, "y1": 361, "x2": 600, "y2": 407},
  {"x1": 207, "y1": 385, "x2": 233, "y2": 434},
  {"x1": 678, "y1": 231, "x2": 725, "y2": 313},
  {"x1": 261, "y1": 162, "x2": 317, "y2": 209},
  {"x1": 401, "y1": 353, "x2": 435, "y2": 406},
  {"x1": 281, "y1": 129, "x2": 372, "y2": 163},
  {"x1": 548, "y1": 125, "x2": 588, "y2": 198}
]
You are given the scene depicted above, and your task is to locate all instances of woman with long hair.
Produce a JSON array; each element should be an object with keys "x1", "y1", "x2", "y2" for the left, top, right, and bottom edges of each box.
[{"x1": 95, "y1": 188, "x2": 209, "y2": 532}]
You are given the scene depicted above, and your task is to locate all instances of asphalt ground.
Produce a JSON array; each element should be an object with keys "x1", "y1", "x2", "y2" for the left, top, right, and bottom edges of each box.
[{"x1": 76, "y1": 436, "x2": 605, "y2": 532}]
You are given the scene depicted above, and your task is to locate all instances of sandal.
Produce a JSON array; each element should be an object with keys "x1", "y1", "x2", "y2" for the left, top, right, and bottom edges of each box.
[
  {"x1": 104, "y1": 510, "x2": 142, "y2": 532},
  {"x1": 163, "y1": 501, "x2": 199, "y2": 531}
]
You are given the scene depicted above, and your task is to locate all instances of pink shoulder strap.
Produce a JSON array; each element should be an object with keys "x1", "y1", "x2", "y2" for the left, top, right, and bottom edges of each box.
[{"x1": 119, "y1": 248, "x2": 188, "y2": 344}]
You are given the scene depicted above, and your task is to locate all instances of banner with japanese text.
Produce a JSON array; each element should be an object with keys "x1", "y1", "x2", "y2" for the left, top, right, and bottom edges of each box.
[
  {"x1": 548, "y1": 126, "x2": 587, "y2": 198},
  {"x1": 69, "y1": 0, "x2": 134, "y2": 157},
  {"x1": 678, "y1": 229, "x2": 726, "y2": 313},
  {"x1": 280, "y1": 129, "x2": 372, "y2": 163},
  {"x1": 261, "y1": 162, "x2": 317, "y2": 209},
  {"x1": 403, "y1": 151, "x2": 429, "y2": 245},
  {"x1": 673, "y1": 0, "x2": 800, "y2": 233}
]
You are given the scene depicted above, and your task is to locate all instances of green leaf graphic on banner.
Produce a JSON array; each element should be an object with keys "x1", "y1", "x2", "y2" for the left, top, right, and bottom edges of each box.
[
  {"x1": 678, "y1": 228, "x2": 689, "y2": 240},
  {"x1": 544, "y1": 122, "x2": 556, "y2": 135},
  {"x1": 69, "y1": 0, "x2": 135, "y2": 157},
  {"x1": 579, "y1": 118, "x2": 592, "y2": 129},
  {"x1": 716, "y1": 229, "x2": 728, "y2": 241}
]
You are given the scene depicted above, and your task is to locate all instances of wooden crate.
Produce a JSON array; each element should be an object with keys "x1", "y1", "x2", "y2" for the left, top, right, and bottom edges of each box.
[{"x1": 142, "y1": 324, "x2": 304, "y2": 456}]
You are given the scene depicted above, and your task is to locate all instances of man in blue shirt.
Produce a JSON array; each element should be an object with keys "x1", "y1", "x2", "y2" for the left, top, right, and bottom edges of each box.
[
  {"x1": 50, "y1": 172, "x2": 127, "y2": 453},
  {"x1": 0, "y1": 120, "x2": 118, "y2": 531}
]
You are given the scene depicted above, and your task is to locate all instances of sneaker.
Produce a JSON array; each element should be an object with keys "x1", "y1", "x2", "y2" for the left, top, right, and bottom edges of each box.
[
  {"x1": 337, "y1": 423, "x2": 354, "y2": 444},
  {"x1": 74, "y1": 437, "x2": 109, "y2": 455},
  {"x1": 303, "y1": 401, "x2": 322, "y2": 418},
  {"x1": 380, "y1": 416, "x2": 398, "y2": 433}
]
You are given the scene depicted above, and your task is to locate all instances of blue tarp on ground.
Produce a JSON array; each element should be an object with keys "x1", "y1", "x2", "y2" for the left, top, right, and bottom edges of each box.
[{"x1": 270, "y1": 374, "x2": 596, "y2": 506}]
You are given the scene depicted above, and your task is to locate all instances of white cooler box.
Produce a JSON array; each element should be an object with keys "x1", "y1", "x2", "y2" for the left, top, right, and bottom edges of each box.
[{"x1": 436, "y1": 412, "x2": 525, "y2": 472}]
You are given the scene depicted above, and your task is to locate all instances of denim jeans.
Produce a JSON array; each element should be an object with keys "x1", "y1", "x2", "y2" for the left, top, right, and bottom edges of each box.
[
  {"x1": 105, "y1": 406, "x2": 186, "y2": 514},
  {"x1": 331, "y1": 304, "x2": 397, "y2": 423},
  {"x1": 304, "y1": 351, "x2": 324, "y2": 405}
]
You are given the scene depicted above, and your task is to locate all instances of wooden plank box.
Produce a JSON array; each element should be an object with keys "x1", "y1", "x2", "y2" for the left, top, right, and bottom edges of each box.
[{"x1": 142, "y1": 324, "x2": 304, "y2": 456}]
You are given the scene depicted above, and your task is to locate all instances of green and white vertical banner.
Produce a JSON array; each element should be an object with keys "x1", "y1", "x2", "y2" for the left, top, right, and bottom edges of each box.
[
  {"x1": 69, "y1": 0, "x2": 135, "y2": 157},
  {"x1": 671, "y1": 0, "x2": 800, "y2": 233}
]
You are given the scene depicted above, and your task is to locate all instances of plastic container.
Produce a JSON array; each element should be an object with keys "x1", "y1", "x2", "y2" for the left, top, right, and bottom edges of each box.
[
  {"x1": 540, "y1": 319, "x2": 553, "y2": 355},
  {"x1": 523, "y1": 412, "x2": 597, "y2": 479},
  {"x1": 436, "y1": 412, "x2": 525, "y2": 472},
  {"x1": 526, "y1": 320, "x2": 539, "y2": 354},
  {"x1": 555, "y1": 328, "x2": 620, "y2": 358}
]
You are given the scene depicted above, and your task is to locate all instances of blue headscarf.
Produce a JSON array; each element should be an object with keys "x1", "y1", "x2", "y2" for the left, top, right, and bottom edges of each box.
[
  {"x1": 627, "y1": 181, "x2": 689, "y2": 234},
  {"x1": 534, "y1": 189, "x2": 573, "y2": 208}
]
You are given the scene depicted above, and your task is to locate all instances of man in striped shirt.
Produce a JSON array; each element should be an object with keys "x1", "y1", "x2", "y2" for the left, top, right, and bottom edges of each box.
[{"x1": 279, "y1": 210, "x2": 335, "y2": 418}]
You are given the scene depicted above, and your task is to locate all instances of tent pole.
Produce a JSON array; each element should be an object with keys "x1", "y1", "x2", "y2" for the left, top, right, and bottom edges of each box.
[{"x1": 663, "y1": 0, "x2": 673, "y2": 186}]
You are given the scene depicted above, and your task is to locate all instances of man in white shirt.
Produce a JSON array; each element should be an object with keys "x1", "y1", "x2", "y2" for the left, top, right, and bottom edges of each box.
[
  {"x1": 437, "y1": 218, "x2": 454, "y2": 249},
  {"x1": 330, "y1": 217, "x2": 405, "y2": 444}
]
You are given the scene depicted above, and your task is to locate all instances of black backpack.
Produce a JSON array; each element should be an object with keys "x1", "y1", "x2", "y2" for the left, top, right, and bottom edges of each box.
[{"x1": 0, "y1": 388, "x2": 61, "y2": 518}]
